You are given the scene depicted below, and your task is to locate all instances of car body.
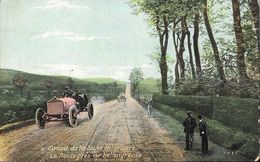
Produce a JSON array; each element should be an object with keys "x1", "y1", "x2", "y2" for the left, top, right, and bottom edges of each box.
[
  {"x1": 117, "y1": 93, "x2": 126, "y2": 102},
  {"x1": 35, "y1": 89, "x2": 94, "y2": 129}
]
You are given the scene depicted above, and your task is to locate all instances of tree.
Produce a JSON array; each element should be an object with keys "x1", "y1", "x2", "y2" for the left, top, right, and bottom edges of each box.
[
  {"x1": 178, "y1": 16, "x2": 187, "y2": 80},
  {"x1": 12, "y1": 73, "x2": 28, "y2": 97},
  {"x1": 202, "y1": 0, "x2": 226, "y2": 82},
  {"x1": 231, "y1": 0, "x2": 249, "y2": 80},
  {"x1": 193, "y1": 12, "x2": 203, "y2": 79},
  {"x1": 129, "y1": 67, "x2": 144, "y2": 100},
  {"x1": 41, "y1": 79, "x2": 55, "y2": 98},
  {"x1": 25, "y1": 86, "x2": 31, "y2": 100},
  {"x1": 113, "y1": 82, "x2": 118, "y2": 94},
  {"x1": 186, "y1": 20, "x2": 196, "y2": 79},
  {"x1": 157, "y1": 14, "x2": 170, "y2": 95},
  {"x1": 130, "y1": 0, "x2": 170, "y2": 95},
  {"x1": 246, "y1": 0, "x2": 260, "y2": 74},
  {"x1": 65, "y1": 77, "x2": 75, "y2": 89},
  {"x1": 248, "y1": 0, "x2": 259, "y2": 54},
  {"x1": 172, "y1": 18, "x2": 181, "y2": 84},
  {"x1": 171, "y1": 0, "x2": 203, "y2": 82}
]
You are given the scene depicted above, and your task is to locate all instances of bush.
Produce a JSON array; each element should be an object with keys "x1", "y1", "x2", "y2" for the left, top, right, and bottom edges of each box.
[
  {"x1": 3, "y1": 110, "x2": 17, "y2": 123},
  {"x1": 174, "y1": 79, "x2": 260, "y2": 99},
  {"x1": 0, "y1": 97, "x2": 46, "y2": 126},
  {"x1": 238, "y1": 136, "x2": 259, "y2": 158}
]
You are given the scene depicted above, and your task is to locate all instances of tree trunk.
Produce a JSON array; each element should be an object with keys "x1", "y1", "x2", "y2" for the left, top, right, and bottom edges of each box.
[
  {"x1": 186, "y1": 22, "x2": 196, "y2": 79},
  {"x1": 203, "y1": 0, "x2": 226, "y2": 82},
  {"x1": 179, "y1": 17, "x2": 186, "y2": 80},
  {"x1": 160, "y1": 55, "x2": 168, "y2": 95},
  {"x1": 231, "y1": 0, "x2": 249, "y2": 80},
  {"x1": 20, "y1": 87, "x2": 23, "y2": 97},
  {"x1": 174, "y1": 60, "x2": 180, "y2": 84},
  {"x1": 193, "y1": 13, "x2": 202, "y2": 79},
  {"x1": 157, "y1": 15, "x2": 169, "y2": 95},
  {"x1": 173, "y1": 19, "x2": 180, "y2": 84},
  {"x1": 249, "y1": 0, "x2": 260, "y2": 53},
  {"x1": 27, "y1": 90, "x2": 31, "y2": 100}
]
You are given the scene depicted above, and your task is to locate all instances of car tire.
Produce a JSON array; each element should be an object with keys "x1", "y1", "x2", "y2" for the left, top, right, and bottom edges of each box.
[
  {"x1": 69, "y1": 106, "x2": 78, "y2": 127},
  {"x1": 35, "y1": 108, "x2": 45, "y2": 129},
  {"x1": 87, "y1": 103, "x2": 94, "y2": 119}
]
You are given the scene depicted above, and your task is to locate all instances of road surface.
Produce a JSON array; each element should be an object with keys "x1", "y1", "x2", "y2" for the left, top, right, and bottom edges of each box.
[{"x1": 0, "y1": 86, "x2": 185, "y2": 161}]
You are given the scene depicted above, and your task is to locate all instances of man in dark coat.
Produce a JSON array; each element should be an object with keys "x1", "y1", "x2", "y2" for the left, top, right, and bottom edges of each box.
[
  {"x1": 198, "y1": 114, "x2": 208, "y2": 154},
  {"x1": 183, "y1": 111, "x2": 197, "y2": 150}
]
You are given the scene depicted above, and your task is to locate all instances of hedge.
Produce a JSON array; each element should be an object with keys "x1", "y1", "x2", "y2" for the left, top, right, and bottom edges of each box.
[
  {"x1": 153, "y1": 102, "x2": 258, "y2": 159},
  {"x1": 212, "y1": 97, "x2": 258, "y2": 134},
  {"x1": 0, "y1": 97, "x2": 46, "y2": 126},
  {"x1": 153, "y1": 93, "x2": 213, "y2": 117},
  {"x1": 153, "y1": 93, "x2": 258, "y2": 134}
]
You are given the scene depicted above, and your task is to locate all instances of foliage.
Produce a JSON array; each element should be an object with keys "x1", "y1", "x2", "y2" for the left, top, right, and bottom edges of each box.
[
  {"x1": 138, "y1": 78, "x2": 161, "y2": 99},
  {"x1": 41, "y1": 79, "x2": 55, "y2": 97},
  {"x1": 41, "y1": 79, "x2": 55, "y2": 89},
  {"x1": 172, "y1": 77, "x2": 260, "y2": 98},
  {"x1": 12, "y1": 73, "x2": 29, "y2": 97},
  {"x1": 130, "y1": 0, "x2": 260, "y2": 96},
  {"x1": 65, "y1": 77, "x2": 75, "y2": 89},
  {"x1": 129, "y1": 67, "x2": 144, "y2": 98},
  {"x1": 0, "y1": 97, "x2": 46, "y2": 126}
]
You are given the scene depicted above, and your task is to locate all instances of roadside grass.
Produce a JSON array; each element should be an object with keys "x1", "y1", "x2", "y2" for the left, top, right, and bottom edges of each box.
[
  {"x1": 149, "y1": 107, "x2": 250, "y2": 161},
  {"x1": 0, "y1": 119, "x2": 34, "y2": 133}
]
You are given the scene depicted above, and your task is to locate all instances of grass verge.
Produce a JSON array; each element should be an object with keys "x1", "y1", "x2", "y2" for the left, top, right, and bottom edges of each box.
[{"x1": 152, "y1": 101, "x2": 258, "y2": 160}]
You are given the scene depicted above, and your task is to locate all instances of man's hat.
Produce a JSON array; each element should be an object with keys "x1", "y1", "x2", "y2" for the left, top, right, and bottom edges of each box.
[{"x1": 187, "y1": 111, "x2": 192, "y2": 115}]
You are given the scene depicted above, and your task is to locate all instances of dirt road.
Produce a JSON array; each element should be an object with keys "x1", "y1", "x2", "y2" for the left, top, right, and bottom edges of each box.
[{"x1": 0, "y1": 86, "x2": 185, "y2": 161}]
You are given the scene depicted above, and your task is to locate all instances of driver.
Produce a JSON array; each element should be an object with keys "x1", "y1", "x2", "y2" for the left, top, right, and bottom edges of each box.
[
  {"x1": 62, "y1": 86, "x2": 74, "y2": 97},
  {"x1": 63, "y1": 86, "x2": 86, "y2": 112}
]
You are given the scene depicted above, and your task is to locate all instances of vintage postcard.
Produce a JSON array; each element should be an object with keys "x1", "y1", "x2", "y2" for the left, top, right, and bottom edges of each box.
[{"x1": 0, "y1": 0, "x2": 259, "y2": 161}]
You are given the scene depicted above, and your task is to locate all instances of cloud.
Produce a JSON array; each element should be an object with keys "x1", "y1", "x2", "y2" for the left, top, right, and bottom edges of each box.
[
  {"x1": 32, "y1": 31, "x2": 106, "y2": 42},
  {"x1": 34, "y1": 0, "x2": 90, "y2": 10}
]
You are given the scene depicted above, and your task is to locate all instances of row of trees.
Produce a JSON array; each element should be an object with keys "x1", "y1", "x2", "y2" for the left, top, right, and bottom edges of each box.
[
  {"x1": 130, "y1": 0, "x2": 260, "y2": 95},
  {"x1": 12, "y1": 74, "x2": 59, "y2": 98},
  {"x1": 11, "y1": 74, "x2": 121, "y2": 98}
]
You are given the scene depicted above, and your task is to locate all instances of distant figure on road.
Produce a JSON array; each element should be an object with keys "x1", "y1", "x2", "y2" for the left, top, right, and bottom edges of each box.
[
  {"x1": 147, "y1": 96, "x2": 153, "y2": 117},
  {"x1": 183, "y1": 111, "x2": 197, "y2": 150},
  {"x1": 143, "y1": 96, "x2": 153, "y2": 117},
  {"x1": 198, "y1": 114, "x2": 208, "y2": 154}
]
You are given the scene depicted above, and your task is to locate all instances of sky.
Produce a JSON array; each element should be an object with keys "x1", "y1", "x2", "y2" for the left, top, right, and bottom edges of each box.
[{"x1": 0, "y1": 0, "x2": 161, "y2": 81}]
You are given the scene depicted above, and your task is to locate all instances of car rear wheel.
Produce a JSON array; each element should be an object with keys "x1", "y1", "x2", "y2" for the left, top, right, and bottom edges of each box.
[
  {"x1": 69, "y1": 106, "x2": 78, "y2": 127},
  {"x1": 87, "y1": 103, "x2": 94, "y2": 119},
  {"x1": 35, "y1": 108, "x2": 45, "y2": 129}
]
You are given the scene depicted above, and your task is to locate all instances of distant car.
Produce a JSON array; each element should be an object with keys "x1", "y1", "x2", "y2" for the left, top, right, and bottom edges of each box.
[{"x1": 117, "y1": 93, "x2": 126, "y2": 102}]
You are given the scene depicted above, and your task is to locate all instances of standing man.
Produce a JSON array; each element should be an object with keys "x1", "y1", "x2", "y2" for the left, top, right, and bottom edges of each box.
[
  {"x1": 183, "y1": 111, "x2": 197, "y2": 150},
  {"x1": 198, "y1": 114, "x2": 209, "y2": 154}
]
